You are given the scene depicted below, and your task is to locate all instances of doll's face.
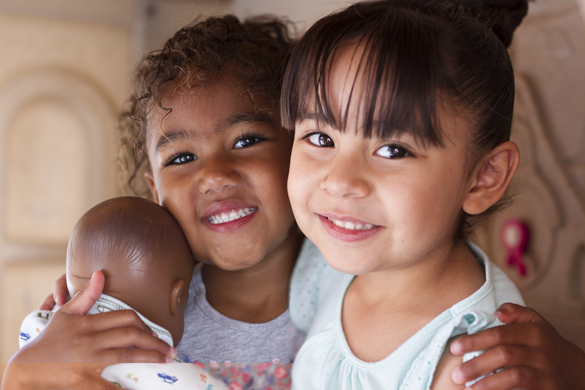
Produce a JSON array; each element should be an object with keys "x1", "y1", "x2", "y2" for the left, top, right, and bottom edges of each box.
[{"x1": 144, "y1": 80, "x2": 297, "y2": 272}]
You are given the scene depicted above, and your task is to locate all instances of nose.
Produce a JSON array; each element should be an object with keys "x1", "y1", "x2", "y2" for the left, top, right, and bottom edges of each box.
[
  {"x1": 320, "y1": 151, "x2": 371, "y2": 198},
  {"x1": 196, "y1": 156, "x2": 241, "y2": 195}
]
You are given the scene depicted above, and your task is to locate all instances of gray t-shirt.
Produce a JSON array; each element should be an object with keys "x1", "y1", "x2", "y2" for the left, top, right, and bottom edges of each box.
[{"x1": 176, "y1": 264, "x2": 306, "y2": 363}]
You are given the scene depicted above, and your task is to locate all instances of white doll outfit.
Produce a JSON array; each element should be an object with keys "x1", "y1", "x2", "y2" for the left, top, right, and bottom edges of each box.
[{"x1": 19, "y1": 294, "x2": 228, "y2": 390}]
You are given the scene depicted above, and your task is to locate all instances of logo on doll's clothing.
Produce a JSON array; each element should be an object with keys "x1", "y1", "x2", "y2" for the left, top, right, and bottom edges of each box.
[
  {"x1": 19, "y1": 332, "x2": 31, "y2": 341},
  {"x1": 157, "y1": 373, "x2": 178, "y2": 384},
  {"x1": 37, "y1": 312, "x2": 50, "y2": 320},
  {"x1": 97, "y1": 305, "x2": 113, "y2": 313}
]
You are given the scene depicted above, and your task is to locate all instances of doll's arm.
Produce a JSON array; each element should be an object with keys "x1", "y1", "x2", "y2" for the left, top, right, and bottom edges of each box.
[
  {"x1": 450, "y1": 303, "x2": 585, "y2": 390},
  {"x1": 1, "y1": 271, "x2": 176, "y2": 390},
  {"x1": 39, "y1": 273, "x2": 67, "y2": 310}
]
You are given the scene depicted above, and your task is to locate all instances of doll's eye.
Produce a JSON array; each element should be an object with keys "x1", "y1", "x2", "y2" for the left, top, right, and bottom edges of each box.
[
  {"x1": 307, "y1": 133, "x2": 334, "y2": 147},
  {"x1": 234, "y1": 134, "x2": 267, "y2": 149},
  {"x1": 375, "y1": 144, "x2": 411, "y2": 159},
  {"x1": 168, "y1": 153, "x2": 197, "y2": 165}
]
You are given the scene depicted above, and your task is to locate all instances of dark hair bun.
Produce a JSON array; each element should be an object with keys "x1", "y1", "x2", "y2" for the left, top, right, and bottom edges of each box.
[{"x1": 454, "y1": 0, "x2": 529, "y2": 47}]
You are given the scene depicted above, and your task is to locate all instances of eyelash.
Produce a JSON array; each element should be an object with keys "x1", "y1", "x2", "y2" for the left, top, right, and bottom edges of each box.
[
  {"x1": 234, "y1": 132, "x2": 268, "y2": 148},
  {"x1": 163, "y1": 131, "x2": 269, "y2": 167},
  {"x1": 375, "y1": 144, "x2": 413, "y2": 159},
  {"x1": 165, "y1": 151, "x2": 196, "y2": 166},
  {"x1": 302, "y1": 132, "x2": 334, "y2": 147},
  {"x1": 302, "y1": 132, "x2": 412, "y2": 159}
]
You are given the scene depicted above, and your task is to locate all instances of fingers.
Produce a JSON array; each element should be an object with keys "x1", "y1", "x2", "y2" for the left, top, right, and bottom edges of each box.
[
  {"x1": 54, "y1": 273, "x2": 69, "y2": 306},
  {"x1": 94, "y1": 326, "x2": 176, "y2": 359},
  {"x1": 39, "y1": 293, "x2": 56, "y2": 311},
  {"x1": 100, "y1": 348, "x2": 175, "y2": 364},
  {"x1": 40, "y1": 273, "x2": 68, "y2": 310},
  {"x1": 464, "y1": 366, "x2": 550, "y2": 390},
  {"x1": 452, "y1": 345, "x2": 545, "y2": 385},
  {"x1": 72, "y1": 309, "x2": 154, "y2": 334},
  {"x1": 60, "y1": 271, "x2": 105, "y2": 316},
  {"x1": 450, "y1": 323, "x2": 545, "y2": 355},
  {"x1": 495, "y1": 303, "x2": 545, "y2": 325}
]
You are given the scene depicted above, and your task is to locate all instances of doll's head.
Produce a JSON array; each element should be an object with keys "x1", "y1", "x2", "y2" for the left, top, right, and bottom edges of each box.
[
  {"x1": 117, "y1": 15, "x2": 299, "y2": 271},
  {"x1": 281, "y1": 0, "x2": 525, "y2": 274},
  {"x1": 66, "y1": 197, "x2": 194, "y2": 346}
]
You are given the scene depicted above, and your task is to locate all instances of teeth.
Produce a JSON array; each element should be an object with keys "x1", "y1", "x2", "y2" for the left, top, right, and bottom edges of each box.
[
  {"x1": 208, "y1": 208, "x2": 256, "y2": 224},
  {"x1": 328, "y1": 217, "x2": 374, "y2": 231}
]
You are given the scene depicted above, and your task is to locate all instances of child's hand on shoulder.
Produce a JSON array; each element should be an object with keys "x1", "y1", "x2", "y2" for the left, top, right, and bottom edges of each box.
[
  {"x1": 449, "y1": 303, "x2": 585, "y2": 390},
  {"x1": 430, "y1": 337, "x2": 466, "y2": 390}
]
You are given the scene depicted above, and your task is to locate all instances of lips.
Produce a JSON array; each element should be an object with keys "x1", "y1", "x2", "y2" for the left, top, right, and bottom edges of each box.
[
  {"x1": 318, "y1": 214, "x2": 382, "y2": 242},
  {"x1": 202, "y1": 200, "x2": 258, "y2": 232},
  {"x1": 207, "y1": 208, "x2": 256, "y2": 224}
]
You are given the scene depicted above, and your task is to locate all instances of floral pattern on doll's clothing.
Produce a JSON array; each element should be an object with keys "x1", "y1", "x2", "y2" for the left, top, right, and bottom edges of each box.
[{"x1": 195, "y1": 362, "x2": 292, "y2": 390}]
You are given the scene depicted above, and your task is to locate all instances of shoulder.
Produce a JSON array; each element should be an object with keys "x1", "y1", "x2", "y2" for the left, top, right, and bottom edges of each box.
[
  {"x1": 468, "y1": 242, "x2": 525, "y2": 307},
  {"x1": 430, "y1": 337, "x2": 465, "y2": 390}
]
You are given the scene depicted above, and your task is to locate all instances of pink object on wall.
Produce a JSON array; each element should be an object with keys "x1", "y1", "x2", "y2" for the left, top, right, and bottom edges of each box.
[{"x1": 500, "y1": 219, "x2": 530, "y2": 277}]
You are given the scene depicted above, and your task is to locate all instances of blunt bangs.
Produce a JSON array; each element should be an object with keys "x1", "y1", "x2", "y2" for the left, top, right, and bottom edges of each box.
[{"x1": 282, "y1": 2, "x2": 459, "y2": 146}]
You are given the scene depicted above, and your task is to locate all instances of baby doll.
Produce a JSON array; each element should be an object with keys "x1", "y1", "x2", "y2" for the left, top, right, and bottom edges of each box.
[{"x1": 19, "y1": 197, "x2": 227, "y2": 390}]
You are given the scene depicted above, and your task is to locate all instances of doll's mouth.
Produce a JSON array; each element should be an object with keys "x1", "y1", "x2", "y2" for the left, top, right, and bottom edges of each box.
[{"x1": 207, "y1": 208, "x2": 257, "y2": 224}]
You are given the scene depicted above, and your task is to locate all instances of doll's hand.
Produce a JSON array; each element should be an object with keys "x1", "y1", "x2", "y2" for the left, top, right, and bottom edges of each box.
[
  {"x1": 2, "y1": 271, "x2": 176, "y2": 389},
  {"x1": 449, "y1": 303, "x2": 585, "y2": 390},
  {"x1": 38, "y1": 273, "x2": 68, "y2": 310}
]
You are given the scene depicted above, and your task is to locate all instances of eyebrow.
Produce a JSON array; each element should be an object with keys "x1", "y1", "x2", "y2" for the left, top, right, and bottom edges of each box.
[{"x1": 154, "y1": 111, "x2": 277, "y2": 154}]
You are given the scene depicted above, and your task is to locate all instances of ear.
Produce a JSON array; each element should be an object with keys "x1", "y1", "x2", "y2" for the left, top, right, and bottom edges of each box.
[
  {"x1": 144, "y1": 170, "x2": 160, "y2": 204},
  {"x1": 169, "y1": 279, "x2": 185, "y2": 316},
  {"x1": 463, "y1": 141, "x2": 519, "y2": 215}
]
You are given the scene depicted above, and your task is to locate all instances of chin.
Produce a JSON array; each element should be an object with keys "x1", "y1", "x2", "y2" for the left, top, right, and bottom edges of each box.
[
  {"x1": 323, "y1": 256, "x2": 369, "y2": 276},
  {"x1": 209, "y1": 257, "x2": 263, "y2": 272}
]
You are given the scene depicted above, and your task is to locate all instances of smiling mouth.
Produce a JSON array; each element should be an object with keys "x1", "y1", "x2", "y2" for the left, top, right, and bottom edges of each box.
[
  {"x1": 207, "y1": 208, "x2": 256, "y2": 224},
  {"x1": 326, "y1": 216, "x2": 375, "y2": 231}
]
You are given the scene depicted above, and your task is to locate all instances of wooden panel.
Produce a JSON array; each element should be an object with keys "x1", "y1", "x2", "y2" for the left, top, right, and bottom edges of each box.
[{"x1": 1, "y1": 260, "x2": 65, "y2": 363}]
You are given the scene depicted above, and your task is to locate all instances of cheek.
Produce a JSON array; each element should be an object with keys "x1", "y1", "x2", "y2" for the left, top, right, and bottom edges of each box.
[{"x1": 287, "y1": 152, "x2": 309, "y2": 213}]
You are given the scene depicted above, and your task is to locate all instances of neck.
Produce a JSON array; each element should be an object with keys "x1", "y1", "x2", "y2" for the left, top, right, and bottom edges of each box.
[
  {"x1": 351, "y1": 240, "x2": 484, "y2": 311},
  {"x1": 341, "y1": 240, "x2": 486, "y2": 362},
  {"x1": 202, "y1": 227, "x2": 304, "y2": 323}
]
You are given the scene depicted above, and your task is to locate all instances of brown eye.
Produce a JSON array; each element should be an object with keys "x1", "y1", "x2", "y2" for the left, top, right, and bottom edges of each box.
[
  {"x1": 168, "y1": 153, "x2": 197, "y2": 165},
  {"x1": 234, "y1": 134, "x2": 267, "y2": 148},
  {"x1": 308, "y1": 133, "x2": 334, "y2": 147},
  {"x1": 375, "y1": 144, "x2": 411, "y2": 159}
]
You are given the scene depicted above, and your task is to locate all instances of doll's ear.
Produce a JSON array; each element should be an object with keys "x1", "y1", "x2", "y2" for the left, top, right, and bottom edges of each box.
[
  {"x1": 169, "y1": 279, "x2": 185, "y2": 316},
  {"x1": 463, "y1": 141, "x2": 519, "y2": 215},
  {"x1": 144, "y1": 170, "x2": 160, "y2": 204}
]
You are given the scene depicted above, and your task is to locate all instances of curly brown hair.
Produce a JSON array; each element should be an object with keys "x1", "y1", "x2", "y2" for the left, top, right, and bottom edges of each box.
[{"x1": 118, "y1": 14, "x2": 295, "y2": 197}]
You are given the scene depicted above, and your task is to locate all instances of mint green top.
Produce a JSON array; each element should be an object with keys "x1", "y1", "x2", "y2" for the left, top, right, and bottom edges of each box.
[{"x1": 289, "y1": 241, "x2": 525, "y2": 390}]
